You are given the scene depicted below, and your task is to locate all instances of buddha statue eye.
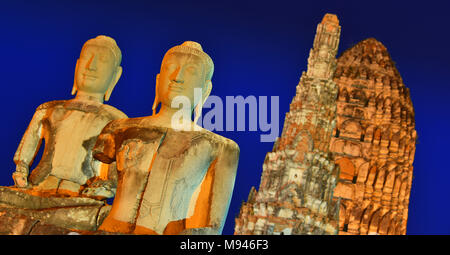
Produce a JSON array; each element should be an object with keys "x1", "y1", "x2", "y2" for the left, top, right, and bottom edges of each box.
[
  {"x1": 99, "y1": 54, "x2": 110, "y2": 63},
  {"x1": 186, "y1": 66, "x2": 198, "y2": 75},
  {"x1": 165, "y1": 63, "x2": 177, "y2": 72}
]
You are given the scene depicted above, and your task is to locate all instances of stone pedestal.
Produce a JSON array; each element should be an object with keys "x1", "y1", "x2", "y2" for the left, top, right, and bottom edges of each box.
[{"x1": 0, "y1": 186, "x2": 111, "y2": 234}]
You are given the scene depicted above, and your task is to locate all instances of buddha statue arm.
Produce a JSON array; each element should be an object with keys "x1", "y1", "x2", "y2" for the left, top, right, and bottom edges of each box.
[
  {"x1": 181, "y1": 140, "x2": 240, "y2": 235},
  {"x1": 12, "y1": 108, "x2": 46, "y2": 187},
  {"x1": 85, "y1": 122, "x2": 119, "y2": 199},
  {"x1": 92, "y1": 121, "x2": 118, "y2": 164}
]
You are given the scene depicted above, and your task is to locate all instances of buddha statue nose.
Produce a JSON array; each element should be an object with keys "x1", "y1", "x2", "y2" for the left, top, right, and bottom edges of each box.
[
  {"x1": 87, "y1": 55, "x2": 98, "y2": 70},
  {"x1": 171, "y1": 66, "x2": 184, "y2": 84}
]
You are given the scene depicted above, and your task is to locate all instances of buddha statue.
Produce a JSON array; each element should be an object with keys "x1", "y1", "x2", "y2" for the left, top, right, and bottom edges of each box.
[
  {"x1": 0, "y1": 35, "x2": 128, "y2": 234},
  {"x1": 93, "y1": 41, "x2": 240, "y2": 235},
  {"x1": 10, "y1": 35, "x2": 126, "y2": 200}
]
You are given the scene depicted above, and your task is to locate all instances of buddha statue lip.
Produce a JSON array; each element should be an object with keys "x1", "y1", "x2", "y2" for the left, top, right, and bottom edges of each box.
[
  {"x1": 168, "y1": 82, "x2": 184, "y2": 92},
  {"x1": 83, "y1": 73, "x2": 98, "y2": 80}
]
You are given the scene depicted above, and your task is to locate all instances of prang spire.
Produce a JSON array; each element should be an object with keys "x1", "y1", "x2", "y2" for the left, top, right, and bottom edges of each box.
[
  {"x1": 235, "y1": 14, "x2": 341, "y2": 235},
  {"x1": 306, "y1": 14, "x2": 341, "y2": 79}
]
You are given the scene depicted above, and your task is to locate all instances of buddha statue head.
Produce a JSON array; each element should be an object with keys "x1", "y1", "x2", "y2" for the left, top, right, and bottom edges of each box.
[
  {"x1": 153, "y1": 41, "x2": 214, "y2": 123},
  {"x1": 72, "y1": 35, "x2": 123, "y2": 102}
]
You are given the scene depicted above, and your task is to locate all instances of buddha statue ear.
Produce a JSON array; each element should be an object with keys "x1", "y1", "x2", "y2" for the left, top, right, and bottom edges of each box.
[
  {"x1": 193, "y1": 80, "x2": 212, "y2": 125},
  {"x1": 104, "y1": 66, "x2": 123, "y2": 101},
  {"x1": 152, "y1": 74, "x2": 161, "y2": 115},
  {"x1": 202, "y1": 80, "x2": 212, "y2": 105},
  {"x1": 71, "y1": 59, "x2": 80, "y2": 95}
]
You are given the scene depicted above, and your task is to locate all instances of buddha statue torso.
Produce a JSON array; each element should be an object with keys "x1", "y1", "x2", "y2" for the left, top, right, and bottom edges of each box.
[
  {"x1": 16, "y1": 99, "x2": 127, "y2": 187},
  {"x1": 93, "y1": 117, "x2": 239, "y2": 234}
]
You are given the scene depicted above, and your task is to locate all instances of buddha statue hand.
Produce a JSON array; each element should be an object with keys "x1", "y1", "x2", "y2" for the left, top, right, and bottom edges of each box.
[
  {"x1": 177, "y1": 227, "x2": 220, "y2": 235},
  {"x1": 12, "y1": 172, "x2": 28, "y2": 188},
  {"x1": 12, "y1": 161, "x2": 29, "y2": 188},
  {"x1": 82, "y1": 179, "x2": 116, "y2": 200}
]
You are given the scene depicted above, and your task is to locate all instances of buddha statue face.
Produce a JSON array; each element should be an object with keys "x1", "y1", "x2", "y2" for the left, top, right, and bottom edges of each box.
[
  {"x1": 73, "y1": 36, "x2": 122, "y2": 101},
  {"x1": 157, "y1": 52, "x2": 210, "y2": 110},
  {"x1": 154, "y1": 42, "x2": 213, "y2": 117}
]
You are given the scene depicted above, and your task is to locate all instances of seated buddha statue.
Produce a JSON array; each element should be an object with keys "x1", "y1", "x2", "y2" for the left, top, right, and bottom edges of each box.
[
  {"x1": 10, "y1": 35, "x2": 126, "y2": 199},
  {"x1": 0, "y1": 36, "x2": 127, "y2": 233},
  {"x1": 93, "y1": 41, "x2": 240, "y2": 235}
]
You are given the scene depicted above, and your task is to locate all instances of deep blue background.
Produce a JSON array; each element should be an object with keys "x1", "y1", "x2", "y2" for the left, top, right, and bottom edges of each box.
[{"x1": 0, "y1": 0, "x2": 448, "y2": 234}]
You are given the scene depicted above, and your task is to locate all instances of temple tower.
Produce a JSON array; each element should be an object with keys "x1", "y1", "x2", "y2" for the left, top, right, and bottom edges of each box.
[
  {"x1": 331, "y1": 38, "x2": 417, "y2": 235},
  {"x1": 234, "y1": 14, "x2": 341, "y2": 235}
]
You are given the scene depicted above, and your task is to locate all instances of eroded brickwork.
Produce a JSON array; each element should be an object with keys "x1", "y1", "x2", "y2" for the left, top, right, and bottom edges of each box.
[
  {"x1": 235, "y1": 14, "x2": 341, "y2": 235},
  {"x1": 331, "y1": 38, "x2": 417, "y2": 235}
]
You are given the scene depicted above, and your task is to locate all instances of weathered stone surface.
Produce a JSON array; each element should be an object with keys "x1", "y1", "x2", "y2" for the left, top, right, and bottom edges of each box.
[
  {"x1": 235, "y1": 14, "x2": 341, "y2": 235},
  {"x1": 28, "y1": 222, "x2": 73, "y2": 235},
  {"x1": 0, "y1": 208, "x2": 96, "y2": 235},
  {"x1": 0, "y1": 207, "x2": 127, "y2": 235},
  {"x1": 331, "y1": 38, "x2": 417, "y2": 235},
  {"x1": 0, "y1": 186, "x2": 111, "y2": 233},
  {"x1": 0, "y1": 205, "x2": 109, "y2": 231},
  {"x1": 0, "y1": 210, "x2": 38, "y2": 235},
  {"x1": 0, "y1": 186, "x2": 103, "y2": 209}
]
